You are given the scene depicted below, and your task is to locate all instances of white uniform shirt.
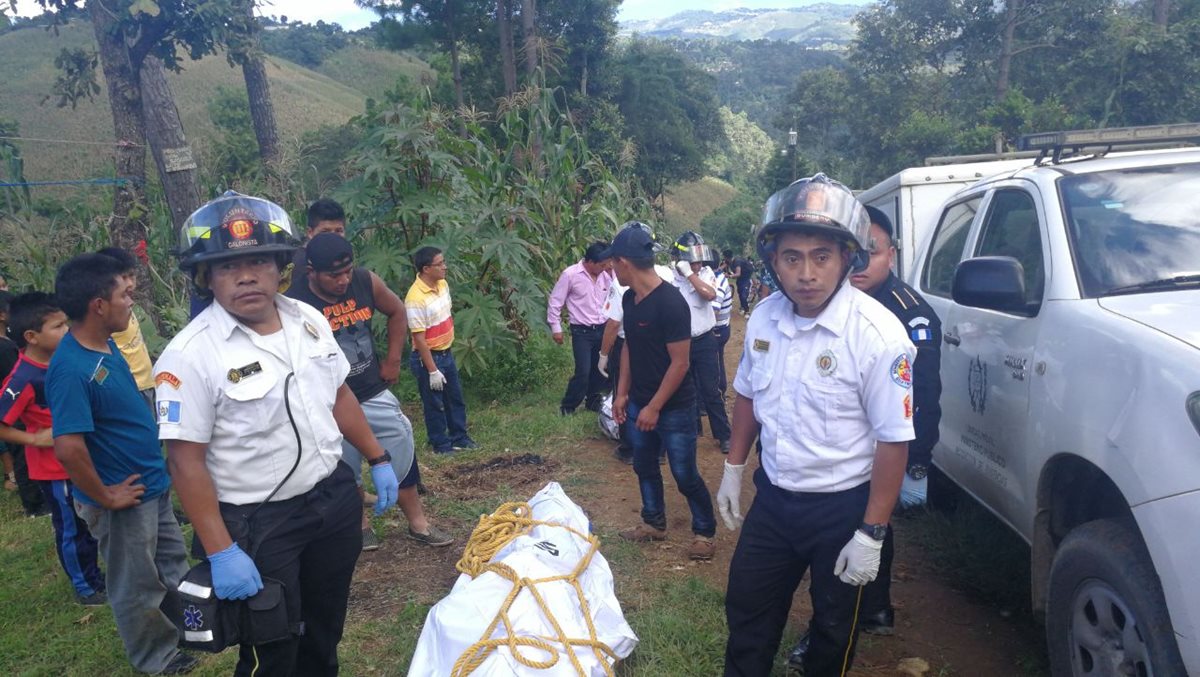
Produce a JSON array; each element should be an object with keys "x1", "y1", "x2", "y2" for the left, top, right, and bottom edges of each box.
[
  {"x1": 604, "y1": 265, "x2": 674, "y2": 340},
  {"x1": 672, "y1": 265, "x2": 717, "y2": 337},
  {"x1": 154, "y1": 294, "x2": 351, "y2": 505},
  {"x1": 733, "y1": 284, "x2": 916, "y2": 493}
]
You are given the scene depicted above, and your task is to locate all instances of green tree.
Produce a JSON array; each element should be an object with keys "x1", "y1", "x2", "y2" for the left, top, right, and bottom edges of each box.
[
  {"x1": 607, "y1": 39, "x2": 723, "y2": 203},
  {"x1": 707, "y1": 107, "x2": 775, "y2": 186}
]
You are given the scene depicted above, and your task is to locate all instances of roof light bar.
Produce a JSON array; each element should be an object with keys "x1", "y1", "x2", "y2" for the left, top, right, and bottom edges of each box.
[{"x1": 1018, "y1": 122, "x2": 1200, "y2": 152}]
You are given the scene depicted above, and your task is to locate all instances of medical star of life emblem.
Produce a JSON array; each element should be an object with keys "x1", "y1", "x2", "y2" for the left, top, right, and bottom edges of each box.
[{"x1": 183, "y1": 604, "x2": 204, "y2": 631}]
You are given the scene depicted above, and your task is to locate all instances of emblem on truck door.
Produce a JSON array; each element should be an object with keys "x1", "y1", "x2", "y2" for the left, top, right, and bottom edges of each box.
[{"x1": 969, "y1": 356, "x2": 988, "y2": 414}]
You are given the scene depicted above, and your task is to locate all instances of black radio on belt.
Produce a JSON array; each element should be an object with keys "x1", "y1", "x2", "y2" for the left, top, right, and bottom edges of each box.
[{"x1": 175, "y1": 561, "x2": 292, "y2": 653}]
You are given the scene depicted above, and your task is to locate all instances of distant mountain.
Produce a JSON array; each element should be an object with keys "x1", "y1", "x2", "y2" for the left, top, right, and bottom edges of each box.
[{"x1": 621, "y1": 4, "x2": 865, "y2": 48}]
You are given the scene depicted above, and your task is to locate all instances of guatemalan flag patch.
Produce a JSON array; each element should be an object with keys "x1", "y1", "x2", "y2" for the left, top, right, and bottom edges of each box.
[{"x1": 908, "y1": 316, "x2": 932, "y2": 342}]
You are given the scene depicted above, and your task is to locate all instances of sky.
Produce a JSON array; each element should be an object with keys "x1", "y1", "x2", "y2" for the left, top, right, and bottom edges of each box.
[{"x1": 13, "y1": 0, "x2": 864, "y2": 31}]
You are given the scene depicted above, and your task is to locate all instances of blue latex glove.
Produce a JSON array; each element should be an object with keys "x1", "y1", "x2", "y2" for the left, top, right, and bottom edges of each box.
[
  {"x1": 370, "y1": 462, "x2": 400, "y2": 515},
  {"x1": 899, "y1": 474, "x2": 928, "y2": 509},
  {"x1": 209, "y1": 543, "x2": 263, "y2": 600}
]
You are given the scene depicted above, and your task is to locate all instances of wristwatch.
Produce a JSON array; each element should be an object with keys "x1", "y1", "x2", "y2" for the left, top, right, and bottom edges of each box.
[
  {"x1": 368, "y1": 452, "x2": 392, "y2": 467},
  {"x1": 858, "y1": 522, "x2": 888, "y2": 541},
  {"x1": 907, "y1": 464, "x2": 928, "y2": 480}
]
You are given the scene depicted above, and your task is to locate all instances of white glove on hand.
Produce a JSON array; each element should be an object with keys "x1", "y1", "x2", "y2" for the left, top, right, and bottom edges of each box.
[
  {"x1": 675, "y1": 260, "x2": 693, "y2": 277},
  {"x1": 597, "y1": 353, "x2": 609, "y2": 378},
  {"x1": 899, "y1": 474, "x2": 928, "y2": 509},
  {"x1": 428, "y1": 369, "x2": 447, "y2": 391},
  {"x1": 716, "y1": 461, "x2": 746, "y2": 530},
  {"x1": 834, "y1": 531, "x2": 884, "y2": 586}
]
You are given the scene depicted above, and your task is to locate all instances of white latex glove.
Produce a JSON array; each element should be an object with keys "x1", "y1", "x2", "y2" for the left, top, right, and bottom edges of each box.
[
  {"x1": 899, "y1": 474, "x2": 928, "y2": 509},
  {"x1": 597, "y1": 352, "x2": 609, "y2": 378},
  {"x1": 428, "y1": 369, "x2": 447, "y2": 391},
  {"x1": 675, "y1": 260, "x2": 693, "y2": 277},
  {"x1": 833, "y1": 531, "x2": 883, "y2": 586},
  {"x1": 716, "y1": 461, "x2": 746, "y2": 530}
]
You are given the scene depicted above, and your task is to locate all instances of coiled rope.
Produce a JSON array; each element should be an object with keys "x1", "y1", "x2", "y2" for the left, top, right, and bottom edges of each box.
[{"x1": 451, "y1": 501, "x2": 618, "y2": 677}]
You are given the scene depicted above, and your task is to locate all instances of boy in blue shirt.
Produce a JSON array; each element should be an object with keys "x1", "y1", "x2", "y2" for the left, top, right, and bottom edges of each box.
[
  {"x1": 47, "y1": 254, "x2": 196, "y2": 675},
  {"x1": 0, "y1": 293, "x2": 106, "y2": 605}
]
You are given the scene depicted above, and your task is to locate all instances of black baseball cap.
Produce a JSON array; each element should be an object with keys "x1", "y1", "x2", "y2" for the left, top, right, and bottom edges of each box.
[
  {"x1": 601, "y1": 223, "x2": 662, "y2": 260},
  {"x1": 305, "y1": 233, "x2": 354, "y2": 272}
]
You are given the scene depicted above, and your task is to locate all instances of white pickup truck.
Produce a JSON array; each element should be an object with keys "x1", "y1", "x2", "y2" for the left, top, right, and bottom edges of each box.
[{"x1": 874, "y1": 128, "x2": 1200, "y2": 677}]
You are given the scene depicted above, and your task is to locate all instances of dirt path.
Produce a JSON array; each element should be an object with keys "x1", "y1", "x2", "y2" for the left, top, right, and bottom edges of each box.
[{"x1": 354, "y1": 311, "x2": 1047, "y2": 675}]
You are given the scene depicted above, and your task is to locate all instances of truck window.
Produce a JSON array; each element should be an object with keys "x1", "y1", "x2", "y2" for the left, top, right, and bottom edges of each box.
[
  {"x1": 922, "y1": 197, "x2": 982, "y2": 297},
  {"x1": 1061, "y1": 162, "x2": 1200, "y2": 298},
  {"x1": 975, "y1": 190, "x2": 1045, "y2": 315}
]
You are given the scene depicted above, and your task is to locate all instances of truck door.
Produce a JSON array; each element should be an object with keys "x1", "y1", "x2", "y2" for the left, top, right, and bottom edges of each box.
[
  {"x1": 948, "y1": 186, "x2": 1047, "y2": 524},
  {"x1": 918, "y1": 196, "x2": 984, "y2": 496}
]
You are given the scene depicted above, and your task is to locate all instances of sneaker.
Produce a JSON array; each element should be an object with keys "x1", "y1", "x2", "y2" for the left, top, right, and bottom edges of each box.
[
  {"x1": 786, "y1": 632, "x2": 810, "y2": 673},
  {"x1": 619, "y1": 524, "x2": 667, "y2": 542},
  {"x1": 76, "y1": 590, "x2": 107, "y2": 606},
  {"x1": 159, "y1": 651, "x2": 199, "y2": 675},
  {"x1": 408, "y1": 525, "x2": 455, "y2": 547},
  {"x1": 719, "y1": 439, "x2": 731, "y2": 454},
  {"x1": 451, "y1": 440, "x2": 478, "y2": 451},
  {"x1": 362, "y1": 527, "x2": 381, "y2": 552},
  {"x1": 688, "y1": 535, "x2": 715, "y2": 561},
  {"x1": 613, "y1": 448, "x2": 634, "y2": 465}
]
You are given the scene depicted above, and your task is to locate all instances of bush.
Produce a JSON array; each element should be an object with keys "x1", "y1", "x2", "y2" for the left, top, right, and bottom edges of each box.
[{"x1": 463, "y1": 334, "x2": 572, "y2": 402}]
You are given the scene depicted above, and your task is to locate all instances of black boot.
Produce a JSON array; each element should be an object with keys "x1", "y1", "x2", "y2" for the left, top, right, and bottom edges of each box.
[{"x1": 859, "y1": 607, "x2": 895, "y2": 636}]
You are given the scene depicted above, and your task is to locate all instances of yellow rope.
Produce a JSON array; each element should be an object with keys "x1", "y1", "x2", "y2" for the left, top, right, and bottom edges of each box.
[{"x1": 450, "y1": 502, "x2": 619, "y2": 677}]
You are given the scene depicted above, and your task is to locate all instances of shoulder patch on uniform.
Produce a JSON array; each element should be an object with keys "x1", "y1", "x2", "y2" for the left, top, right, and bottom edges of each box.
[
  {"x1": 908, "y1": 317, "x2": 933, "y2": 342},
  {"x1": 157, "y1": 400, "x2": 181, "y2": 425},
  {"x1": 156, "y1": 372, "x2": 182, "y2": 389},
  {"x1": 890, "y1": 355, "x2": 912, "y2": 389}
]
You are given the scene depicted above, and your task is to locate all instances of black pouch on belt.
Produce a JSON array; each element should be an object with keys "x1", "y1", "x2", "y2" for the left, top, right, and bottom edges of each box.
[{"x1": 175, "y1": 560, "x2": 291, "y2": 652}]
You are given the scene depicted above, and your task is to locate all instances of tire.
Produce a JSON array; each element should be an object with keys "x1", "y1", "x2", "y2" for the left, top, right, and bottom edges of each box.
[{"x1": 1046, "y1": 518, "x2": 1187, "y2": 677}]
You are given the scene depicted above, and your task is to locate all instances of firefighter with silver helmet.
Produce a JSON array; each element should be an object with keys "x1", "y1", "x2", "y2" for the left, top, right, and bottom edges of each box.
[
  {"x1": 670, "y1": 230, "x2": 733, "y2": 454},
  {"x1": 154, "y1": 192, "x2": 399, "y2": 675},
  {"x1": 718, "y1": 175, "x2": 916, "y2": 676}
]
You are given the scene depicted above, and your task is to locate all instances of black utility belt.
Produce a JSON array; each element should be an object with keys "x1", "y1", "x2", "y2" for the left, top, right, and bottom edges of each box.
[
  {"x1": 570, "y1": 323, "x2": 606, "y2": 331},
  {"x1": 430, "y1": 347, "x2": 452, "y2": 354}
]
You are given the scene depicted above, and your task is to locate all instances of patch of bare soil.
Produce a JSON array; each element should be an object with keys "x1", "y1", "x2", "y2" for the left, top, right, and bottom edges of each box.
[{"x1": 349, "y1": 454, "x2": 563, "y2": 621}]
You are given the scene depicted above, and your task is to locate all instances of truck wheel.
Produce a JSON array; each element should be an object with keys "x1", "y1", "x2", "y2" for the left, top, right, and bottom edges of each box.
[{"x1": 1046, "y1": 518, "x2": 1186, "y2": 677}]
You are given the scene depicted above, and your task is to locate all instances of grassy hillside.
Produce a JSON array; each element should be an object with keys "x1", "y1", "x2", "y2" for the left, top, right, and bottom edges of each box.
[
  {"x1": 0, "y1": 22, "x2": 429, "y2": 185},
  {"x1": 660, "y1": 176, "x2": 740, "y2": 236}
]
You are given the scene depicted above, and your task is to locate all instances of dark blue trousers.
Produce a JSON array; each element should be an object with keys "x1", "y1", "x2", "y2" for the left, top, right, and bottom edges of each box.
[
  {"x1": 409, "y1": 350, "x2": 472, "y2": 453},
  {"x1": 562, "y1": 323, "x2": 606, "y2": 412},
  {"x1": 690, "y1": 331, "x2": 731, "y2": 441},
  {"x1": 724, "y1": 470, "x2": 869, "y2": 677},
  {"x1": 713, "y1": 323, "x2": 731, "y2": 396}
]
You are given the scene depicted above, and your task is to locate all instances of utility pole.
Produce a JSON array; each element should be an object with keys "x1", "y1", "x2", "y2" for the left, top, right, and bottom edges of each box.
[{"x1": 788, "y1": 127, "x2": 798, "y2": 182}]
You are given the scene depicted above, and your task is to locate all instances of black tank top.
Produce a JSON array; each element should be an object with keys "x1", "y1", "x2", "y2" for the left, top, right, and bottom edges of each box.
[{"x1": 287, "y1": 268, "x2": 388, "y2": 402}]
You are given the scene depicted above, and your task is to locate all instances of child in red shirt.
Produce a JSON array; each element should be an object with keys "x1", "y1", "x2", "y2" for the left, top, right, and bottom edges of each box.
[{"x1": 0, "y1": 293, "x2": 105, "y2": 605}]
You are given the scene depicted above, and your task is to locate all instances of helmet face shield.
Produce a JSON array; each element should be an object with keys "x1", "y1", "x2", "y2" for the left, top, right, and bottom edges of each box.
[
  {"x1": 757, "y1": 174, "x2": 870, "y2": 255},
  {"x1": 179, "y1": 192, "x2": 298, "y2": 270},
  {"x1": 673, "y1": 230, "x2": 713, "y2": 263}
]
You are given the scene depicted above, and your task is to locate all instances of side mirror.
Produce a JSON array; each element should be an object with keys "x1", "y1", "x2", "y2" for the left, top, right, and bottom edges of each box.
[{"x1": 953, "y1": 256, "x2": 1026, "y2": 312}]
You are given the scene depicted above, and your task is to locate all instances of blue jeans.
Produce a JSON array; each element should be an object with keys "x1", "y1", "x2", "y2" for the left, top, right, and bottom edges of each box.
[
  {"x1": 410, "y1": 350, "x2": 472, "y2": 452},
  {"x1": 75, "y1": 492, "x2": 189, "y2": 674},
  {"x1": 562, "y1": 324, "x2": 606, "y2": 411},
  {"x1": 625, "y1": 400, "x2": 716, "y2": 537}
]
